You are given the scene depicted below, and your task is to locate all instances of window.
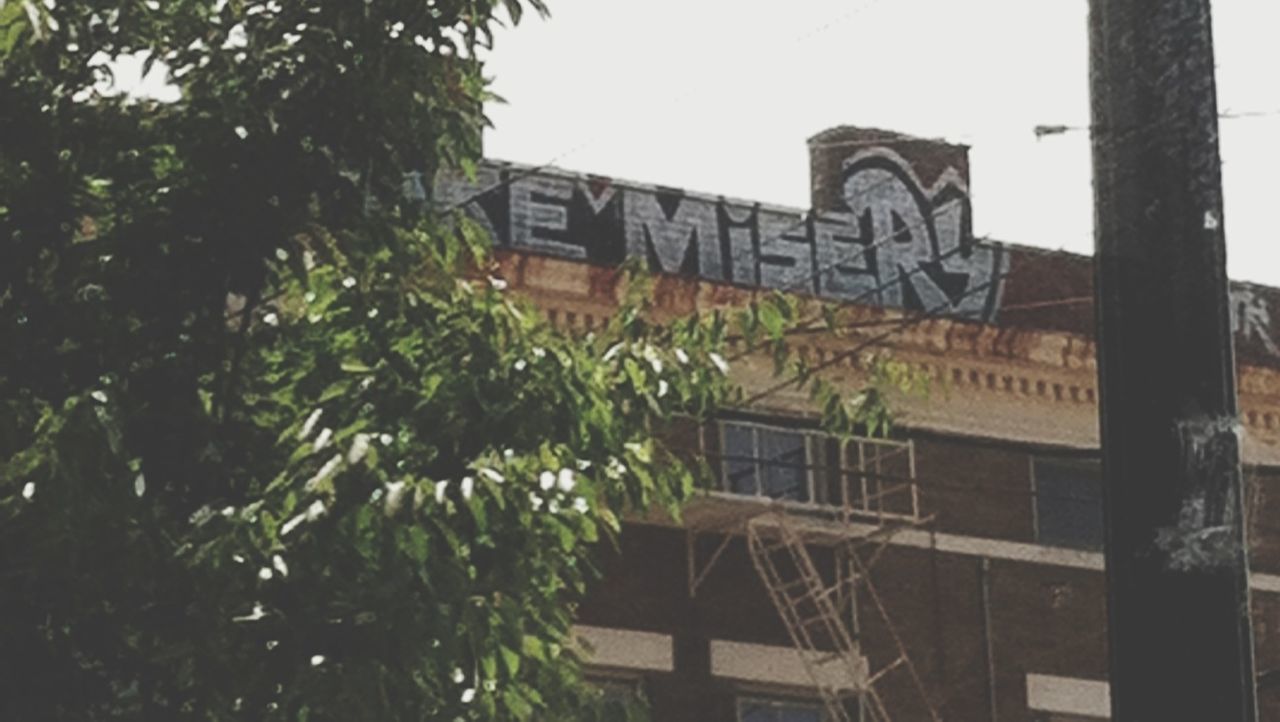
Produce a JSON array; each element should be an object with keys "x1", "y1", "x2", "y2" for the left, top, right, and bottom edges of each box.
[
  {"x1": 1033, "y1": 457, "x2": 1104, "y2": 550},
  {"x1": 587, "y1": 675, "x2": 643, "y2": 722},
  {"x1": 711, "y1": 419, "x2": 920, "y2": 520},
  {"x1": 738, "y1": 698, "x2": 830, "y2": 722},
  {"x1": 722, "y1": 421, "x2": 812, "y2": 502}
]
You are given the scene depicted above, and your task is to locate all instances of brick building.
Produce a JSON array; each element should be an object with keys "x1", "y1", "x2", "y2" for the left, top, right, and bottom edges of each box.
[{"x1": 438, "y1": 127, "x2": 1280, "y2": 721}]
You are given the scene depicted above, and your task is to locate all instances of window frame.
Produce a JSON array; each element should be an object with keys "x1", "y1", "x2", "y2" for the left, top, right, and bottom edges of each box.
[
  {"x1": 736, "y1": 695, "x2": 842, "y2": 722},
  {"x1": 1029, "y1": 454, "x2": 1104, "y2": 551},
  {"x1": 717, "y1": 418, "x2": 818, "y2": 504},
  {"x1": 708, "y1": 416, "x2": 920, "y2": 522}
]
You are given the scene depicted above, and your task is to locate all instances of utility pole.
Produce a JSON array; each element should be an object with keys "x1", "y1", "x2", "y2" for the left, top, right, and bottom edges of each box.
[{"x1": 1090, "y1": 0, "x2": 1258, "y2": 719}]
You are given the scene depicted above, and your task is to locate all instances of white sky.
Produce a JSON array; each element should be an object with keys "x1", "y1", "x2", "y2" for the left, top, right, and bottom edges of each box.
[{"x1": 483, "y1": 0, "x2": 1280, "y2": 285}]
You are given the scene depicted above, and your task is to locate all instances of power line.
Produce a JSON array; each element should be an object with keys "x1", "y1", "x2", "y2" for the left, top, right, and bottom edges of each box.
[
  {"x1": 1034, "y1": 107, "x2": 1280, "y2": 139},
  {"x1": 740, "y1": 272, "x2": 1009, "y2": 407},
  {"x1": 725, "y1": 238, "x2": 985, "y2": 361}
]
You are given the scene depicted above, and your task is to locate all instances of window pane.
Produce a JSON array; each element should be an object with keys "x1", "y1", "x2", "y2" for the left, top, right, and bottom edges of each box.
[
  {"x1": 779, "y1": 705, "x2": 823, "y2": 722},
  {"x1": 760, "y1": 429, "x2": 809, "y2": 501},
  {"x1": 739, "y1": 700, "x2": 827, "y2": 722},
  {"x1": 1034, "y1": 458, "x2": 1104, "y2": 550},
  {"x1": 739, "y1": 701, "x2": 777, "y2": 722},
  {"x1": 724, "y1": 424, "x2": 759, "y2": 495}
]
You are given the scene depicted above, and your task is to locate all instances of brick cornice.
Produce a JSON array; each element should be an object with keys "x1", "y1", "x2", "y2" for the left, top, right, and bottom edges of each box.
[{"x1": 496, "y1": 250, "x2": 1280, "y2": 463}]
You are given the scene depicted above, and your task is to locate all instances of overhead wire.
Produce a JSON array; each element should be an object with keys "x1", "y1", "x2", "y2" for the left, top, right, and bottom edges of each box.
[
  {"x1": 739, "y1": 272, "x2": 1008, "y2": 406},
  {"x1": 1033, "y1": 107, "x2": 1280, "y2": 139}
]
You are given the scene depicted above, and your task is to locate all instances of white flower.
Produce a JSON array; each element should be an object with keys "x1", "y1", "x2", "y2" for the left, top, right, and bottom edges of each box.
[
  {"x1": 310, "y1": 654, "x2": 325, "y2": 667},
  {"x1": 280, "y1": 513, "x2": 306, "y2": 536},
  {"x1": 460, "y1": 476, "x2": 474, "y2": 500},
  {"x1": 572, "y1": 497, "x2": 590, "y2": 513},
  {"x1": 643, "y1": 345, "x2": 662, "y2": 374},
  {"x1": 556, "y1": 468, "x2": 575, "y2": 493},
  {"x1": 232, "y1": 602, "x2": 266, "y2": 622},
  {"x1": 221, "y1": 505, "x2": 236, "y2": 517},
  {"x1": 342, "y1": 276, "x2": 357, "y2": 288},
  {"x1": 275, "y1": 248, "x2": 289, "y2": 261},
  {"x1": 675, "y1": 348, "x2": 690, "y2": 364},
  {"x1": 607, "y1": 457, "x2": 627, "y2": 478},
  {"x1": 503, "y1": 448, "x2": 515, "y2": 459},
  {"x1": 91, "y1": 390, "x2": 108, "y2": 403},
  {"x1": 262, "y1": 312, "x2": 279, "y2": 326},
  {"x1": 513, "y1": 359, "x2": 527, "y2": 372},
  {"x1": 538, "y1": 471, "x2": 555, "y2": 491},
  {"x1": 232, "y1": 554, "x2": 246, "y2": 564},
  {"x1": 479, "y1": 468, "x2": 504, "y2": 484},
  {"x1": 548, "y1": 499, "x2": 560, "y2": 514},
  {"x1": 576, "y1": 459, "x2": 592, "y2": 470},
  {"x1": 234, "y1": 125, "x2": 248, "y2": 139},
  {"x1": 312, "y1": 427, "x2": 333, "y2": 451},
  {"x1": 529, "y1": 493, "x2": 544, "y2": 511},
  {"x1": 258, "y1": 567, "x2": 273, "y2": 581},
  {"x1": 658, "y1": 379, "x2": 670, "y2": 398},
  {"x1": 134, "y1": 473, "x2": 146, "y2": 497},
  {"x1": 380, "y1": 481, "x2": 406, "y2": 516},
  {"x1": 451, "y1": 668, "x2": 465, "y2": 684},
  {"x1": 347, "y1": 433, "x2": 371, "y2": 464},
  {"x1": 21, "y1": 481, "x2": 35, "y2": 501},
  {"x1": 299, "y1": 408, "x2": 323, "y2": 440},
  {"x1": 710, "y1": 352, "x2": 729, "y2": 374},
  {"x1": 434, "y1": 480, "x2": 449, "y2": 503},
  {"x1": 304, "y1": 454, "x2": 342, "y2": 492},
  {"x1": 306, "y1": 499, "x2": 327, "y2": 521},
  {"x1": 379, "y1": 433, "x2": 394, "y2": 446},
  {"x1": 461, "y1": 688, "x2": 476, "y2": 704},
  {"x1": 487, "y1": 276, "x2": 507, "y2": 291},
  {"x1": 532, "y1": 347, "x2": 546, "y2": 359},
  {"x1": 367, "y1": 308, "x2": 379, "y2": 319},
  {"x1": 272, "y1": 554, "x2": 289, "y2": 577},
  {"x1": 602, "y1": 343, "x2": 623, "y2": 362},
  {"x1": 266, "y1": 640, "x2": 279, "y2": 650},
  {"x1": 304, "y1": 291, "x2": 317, "y2": 303}
]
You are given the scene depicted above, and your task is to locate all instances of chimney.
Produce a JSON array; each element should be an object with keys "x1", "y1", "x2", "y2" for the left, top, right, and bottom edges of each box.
[{"x1": 807, "y1": 126, "x2": 971, "y2": 212}]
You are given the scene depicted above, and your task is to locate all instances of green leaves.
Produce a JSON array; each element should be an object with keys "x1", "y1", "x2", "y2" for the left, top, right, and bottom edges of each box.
[{"x1": 0, "y1": 1, "x2": 923, "y2": 720}]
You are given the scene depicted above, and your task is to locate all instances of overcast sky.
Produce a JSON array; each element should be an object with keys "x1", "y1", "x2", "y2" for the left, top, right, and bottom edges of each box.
[{"x1": 482, "y1": 0, "x2": 1280, "y2": 285}]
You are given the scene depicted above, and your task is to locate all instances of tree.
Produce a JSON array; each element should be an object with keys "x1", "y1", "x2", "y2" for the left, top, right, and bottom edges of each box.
[{"x1": 0, "y1": 1, "x2": 915, "y2": 720}]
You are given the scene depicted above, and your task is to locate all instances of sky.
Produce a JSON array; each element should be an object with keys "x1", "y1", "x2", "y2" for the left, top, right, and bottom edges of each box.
[{"x1": 482, "y1": 0, "x2": 1280, "y2": 285}]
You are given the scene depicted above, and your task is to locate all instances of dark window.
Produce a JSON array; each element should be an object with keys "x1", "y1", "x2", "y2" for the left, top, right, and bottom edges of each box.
[
  {"x1": 721, "y1": 421, "x2": 811, "y2": 502},
  {"x1": 588, "y1": 675, "x2": 642, "y2": 722},
  {"x1": 1033, "y1": 457, "x2": 1104, "y2": 550},
  {"x1": 738, "y1": 698, "x2": 827, "y2": 722}
]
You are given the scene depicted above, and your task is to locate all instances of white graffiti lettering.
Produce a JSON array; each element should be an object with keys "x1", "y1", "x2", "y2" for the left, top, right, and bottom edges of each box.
[{"x1": 434, "y1": 149, "x2": 1006, "y2": 322}]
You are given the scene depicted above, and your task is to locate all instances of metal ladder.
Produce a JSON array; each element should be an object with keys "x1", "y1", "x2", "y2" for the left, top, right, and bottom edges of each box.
[{"x1": 746, "y1": 512, "x2": 940, "y2": 722}]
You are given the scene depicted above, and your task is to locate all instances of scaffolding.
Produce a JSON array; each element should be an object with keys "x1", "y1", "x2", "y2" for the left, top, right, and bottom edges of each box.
[{"x1": 685, "y1": 434, "x2": 941, "y2": 722}]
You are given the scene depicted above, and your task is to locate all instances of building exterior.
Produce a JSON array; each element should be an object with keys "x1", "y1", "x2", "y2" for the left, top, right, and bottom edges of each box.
[{"x1": 438, "y1": 127, "x2": 1280, "y2": 721}]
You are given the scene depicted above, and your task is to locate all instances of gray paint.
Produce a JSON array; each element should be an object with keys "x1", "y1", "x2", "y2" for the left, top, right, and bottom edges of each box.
[{"x1": 435, "y1": 148, "x2": 1008, "y2": 322}]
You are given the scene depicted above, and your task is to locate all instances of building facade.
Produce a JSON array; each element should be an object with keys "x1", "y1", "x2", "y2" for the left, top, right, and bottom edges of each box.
[{"x1": 439, "y1": 127, "x2": 1280, "y2": 721}]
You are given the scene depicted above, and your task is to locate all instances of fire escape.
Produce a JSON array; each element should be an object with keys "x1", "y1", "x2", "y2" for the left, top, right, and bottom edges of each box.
[{"x1": 686, "y1": 432, "x2": 941, "y2": 722}]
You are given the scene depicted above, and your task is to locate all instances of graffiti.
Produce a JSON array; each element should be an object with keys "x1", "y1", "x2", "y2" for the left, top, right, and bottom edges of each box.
[
  {"x1": 1230, "y1": 286, "x2": 1280, "y2": 356},
  {"x1": 435, "y1": 148, "x2": 1007, "y2": 322}
]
